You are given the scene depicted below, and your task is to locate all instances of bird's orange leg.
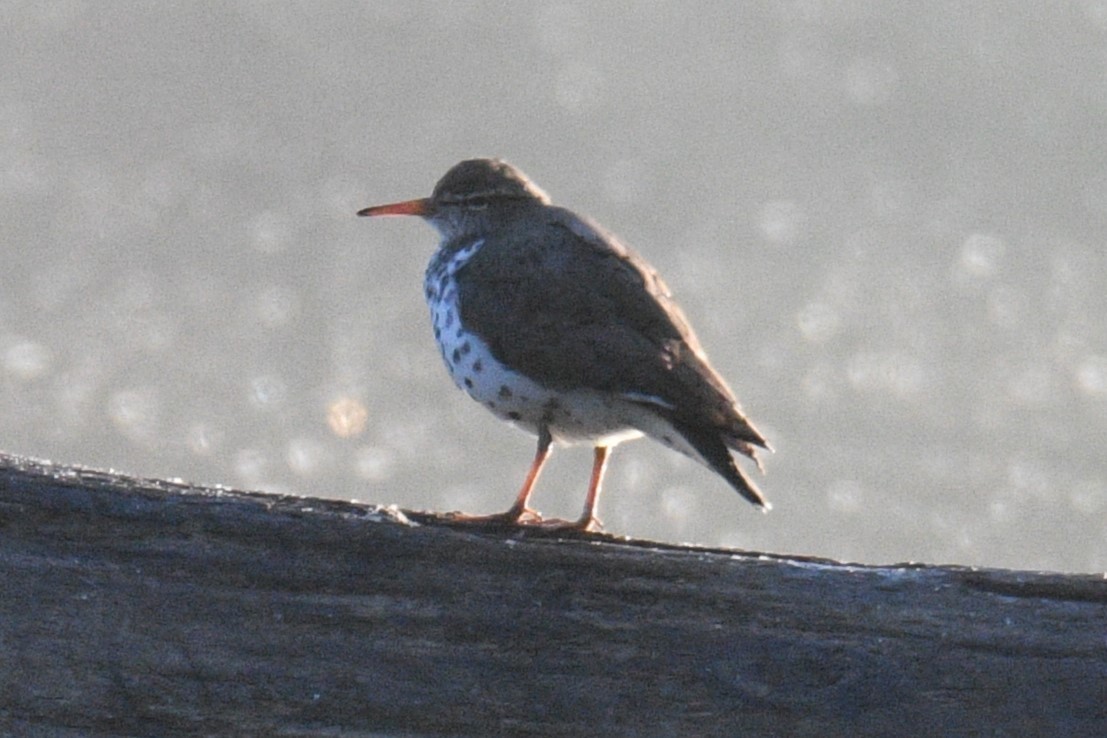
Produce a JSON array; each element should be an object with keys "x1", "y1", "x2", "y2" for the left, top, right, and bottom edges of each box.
[
  {"x1": 448, "y1": 427, "x2": 552, "y2": 525},
  {"x1": 573, "y1": 445, "x2": 609, "y2": 532},
  {"x1": 523, "y1": 444, "x2": 609, "y2": 532},
  {"x1": 500, "y1": 428, "x2": 553, "y2": 523}
]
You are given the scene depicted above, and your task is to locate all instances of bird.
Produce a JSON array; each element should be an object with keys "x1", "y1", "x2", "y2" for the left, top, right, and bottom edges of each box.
[{"x1": 358, "y1": 158, "x2": 769, "y2": 531}]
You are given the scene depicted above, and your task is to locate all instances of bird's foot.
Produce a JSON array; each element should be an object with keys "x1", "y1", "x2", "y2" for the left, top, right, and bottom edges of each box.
[
  {"x1": 444, "y1": 507, "x2": 603, "y2": 534},
  {"x1": 519, "y1": 514, "x2": 603, "y2": 533},
  {"x1": 445, "y1": 506, "x2": 543, "y2": 527}
]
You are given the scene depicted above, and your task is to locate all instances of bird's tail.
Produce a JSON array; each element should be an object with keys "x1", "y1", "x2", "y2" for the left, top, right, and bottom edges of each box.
[{"x1": 672, "y1": 420, "x2": 769, "y2": 509}]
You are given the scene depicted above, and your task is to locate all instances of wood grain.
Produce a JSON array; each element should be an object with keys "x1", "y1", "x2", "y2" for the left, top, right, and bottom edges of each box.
[{"x1": 1, "y1": 452, "x2": 1104, "y2": 736}]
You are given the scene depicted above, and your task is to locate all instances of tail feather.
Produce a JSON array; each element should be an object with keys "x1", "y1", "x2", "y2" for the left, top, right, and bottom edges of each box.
[{"x1": 672, "y1": 420, "x2": 769, "y2": 509}]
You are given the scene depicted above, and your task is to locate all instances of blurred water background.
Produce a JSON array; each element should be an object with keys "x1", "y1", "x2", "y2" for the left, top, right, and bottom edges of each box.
[{"x1": 2, "y1": 2, "x2": 1105, "y2": 571}]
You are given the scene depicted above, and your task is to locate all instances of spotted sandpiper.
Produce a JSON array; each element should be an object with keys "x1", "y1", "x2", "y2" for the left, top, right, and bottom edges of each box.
[{"x1": 358, "y1": 158, "x2": 769, "y2": 531}]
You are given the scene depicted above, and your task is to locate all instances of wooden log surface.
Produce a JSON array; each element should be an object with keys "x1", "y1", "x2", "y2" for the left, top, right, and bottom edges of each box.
[{"x1": 1, "y1": 451, "x2": 1105, "y2": 736}]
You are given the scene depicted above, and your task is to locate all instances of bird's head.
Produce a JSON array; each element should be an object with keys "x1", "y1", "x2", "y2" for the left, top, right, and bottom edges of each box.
[{"x1": 358, "y1": 158, "x2": 550, "y2": 239}]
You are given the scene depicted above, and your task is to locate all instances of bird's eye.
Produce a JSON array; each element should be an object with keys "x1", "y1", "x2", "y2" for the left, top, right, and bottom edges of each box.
[{"x1": 465, "y1": 197, "x2": 489, "y2": 210}]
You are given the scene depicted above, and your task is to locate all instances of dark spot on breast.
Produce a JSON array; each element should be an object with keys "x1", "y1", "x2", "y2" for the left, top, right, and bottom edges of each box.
[
  {"x1": 452, "y1": 348, "x2": 461, "y2": 363},
  {"x1": 473, "y1": 359, "x2": 483, "y2": 372},
  {"x1": 464, "y1": 378, "x2": 474, "y2": 389},
  {"x1": 444, "y1": 310, "x2": 454, "y2": 329},
  {"x1": 460, "y1": 341, "x2": 471, "y2": 355},
  {"x1": 662, "y1": 435, "x2": 673, "y2": 446},
  {"x1": 434, "y1": 327, "x2": 441, "y2": 339},
  {"x1": 507, "y1": 411, "x2": 521, "y2": 421},
  {"x1": 455, "y1": 327, "x2": 464, "y2": 338},
  {"x1": 498, "y1": 385, "x2": 513, "y2": 399}
]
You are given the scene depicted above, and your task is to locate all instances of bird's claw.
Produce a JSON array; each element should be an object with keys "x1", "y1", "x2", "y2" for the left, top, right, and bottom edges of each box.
[
  {"x1": 519, "y1": 514, "x2": 603, "y2": 533},
  {"x1": 445, "y1": 506, "x2": 543, "y2": 526}
]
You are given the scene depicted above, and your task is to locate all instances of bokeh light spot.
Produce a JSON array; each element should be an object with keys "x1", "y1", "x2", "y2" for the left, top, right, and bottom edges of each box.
[
  {"x1": 287, "y1": 437, "x2": 326, "y2": 476},
  {"x1": 3, "y1": 338, "x2": 52, "y2": 380},
  {"x1": 254, "y1": 285, "x2": 300, "y2": 328},
  {"x1": 252, "y1": 210, "x2": 293, "y2": 254},
  {"x1": 826, "y1": 479, "x2": 863, "y2": 513},
  {"x1": 354, "y1": 445, "x2": 395, "y2": 482},
  {"x1": 234, "y1": 448, "x2": 268, "y2": 486},
  {"x1": 187, "y1": 423, "x2": 222, "y2": 456},
  {"x1": 327, "y1": 397, "x2": 369, "y2": 438},
  {"x1": 758, "y1": 199, "x2": 805, "y2": 245},
  {"x1": 248, "y1": 375, "x2": 287, "y2": 409},
  {"x1": 1075, "y1": 355, "x2": 1107, "y2": 397},
  {"x1": 107, "y1": 388, "x2": 160, "y2": 445},
  {"x1": 796, "y1": 301, "x2": 841, "y2": 343},
  {"x1": 956, "y1": 233, "x2": 1006, "y2": 282}
]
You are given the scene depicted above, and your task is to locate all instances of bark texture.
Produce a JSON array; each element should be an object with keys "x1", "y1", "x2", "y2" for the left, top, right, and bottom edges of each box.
[{"x1": 1, "y1": 453, "x2": 1104, "y2": 736}]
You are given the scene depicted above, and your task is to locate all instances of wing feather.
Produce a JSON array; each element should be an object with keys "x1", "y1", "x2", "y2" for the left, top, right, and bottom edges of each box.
[{"x1": 456, "y1": 206, "x2": 768, "y2": 452}]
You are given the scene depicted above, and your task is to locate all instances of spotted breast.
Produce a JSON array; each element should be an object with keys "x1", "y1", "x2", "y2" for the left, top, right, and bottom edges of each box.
[{"x1": 424, "y1": 238, "x2": 646, "y2": 448}]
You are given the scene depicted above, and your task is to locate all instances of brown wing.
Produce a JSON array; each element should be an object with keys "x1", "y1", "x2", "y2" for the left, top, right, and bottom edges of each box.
[{"x1": 457, "y1": 205, "x2": 767, "y2": 452}]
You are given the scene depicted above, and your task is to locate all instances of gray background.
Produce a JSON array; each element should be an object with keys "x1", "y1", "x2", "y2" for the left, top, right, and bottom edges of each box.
[{"x1": 2, "y1": 2, "x2": 1105, "y2": 572}]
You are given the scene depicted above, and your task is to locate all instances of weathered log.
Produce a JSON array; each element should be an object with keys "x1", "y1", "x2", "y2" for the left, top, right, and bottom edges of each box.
[{"x1": 0, "y1": 452, "x2": 1104, "y2": 736}]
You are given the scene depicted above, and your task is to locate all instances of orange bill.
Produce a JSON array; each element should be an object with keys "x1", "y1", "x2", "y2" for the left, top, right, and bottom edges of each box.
[{"x1": 357, "y1": 198, "x2": 432, "y2": 217}]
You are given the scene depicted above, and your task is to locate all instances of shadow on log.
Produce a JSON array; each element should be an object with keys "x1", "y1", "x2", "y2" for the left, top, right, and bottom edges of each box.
[{"x1": 1, "y1": 451, "x2": 1105, "y2": 736}]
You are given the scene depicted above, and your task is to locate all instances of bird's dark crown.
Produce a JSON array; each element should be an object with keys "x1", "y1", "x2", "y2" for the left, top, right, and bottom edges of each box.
[{"x1": 432, "y1": 159, "x2": 551, "y2": 207}]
